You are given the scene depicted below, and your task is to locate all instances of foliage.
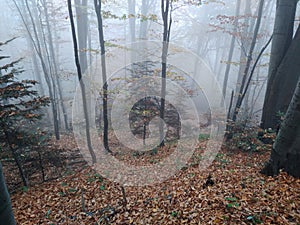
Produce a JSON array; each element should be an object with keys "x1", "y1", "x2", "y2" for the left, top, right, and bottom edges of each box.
[{"x1": 0, "y1": 40, "x2": 50, "y2": 186}]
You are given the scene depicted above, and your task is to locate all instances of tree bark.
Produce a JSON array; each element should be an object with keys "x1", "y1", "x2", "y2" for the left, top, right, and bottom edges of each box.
[
  {"x1": 159, "y1": 0, "x2": 172, "y2": 147},
  {"x1": 94, "y1": 0, "x2": 111, "y2": 153},
  {"x1": 261, "y1": 76, "x2": 300, "y2": 177},
  {"x1": 261, "y1": 0, "x2": 298, "y2": 129},
  {"x1": 75, "y1": 0, "x2": 88, "y2": 74},
  {"x1": 0, "y1": 163, "x2": 16, "y2": 225},
  {"x1": 68, "y1": 0, "x2": 97, "y2": 163}
]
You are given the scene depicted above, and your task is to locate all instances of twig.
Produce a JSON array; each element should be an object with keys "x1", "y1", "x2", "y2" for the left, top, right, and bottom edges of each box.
[
  {"x1": 121, "y1": 186, "x2": 128, "y2": 211},
  {"x1": 81, "y1": 188, "x2": 86, "y2": 212}
]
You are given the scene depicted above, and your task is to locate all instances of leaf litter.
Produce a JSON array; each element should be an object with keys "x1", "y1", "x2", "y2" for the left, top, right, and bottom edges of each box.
[{"x1": 10, "y1": 135, "x2": 300, "y2": 224}]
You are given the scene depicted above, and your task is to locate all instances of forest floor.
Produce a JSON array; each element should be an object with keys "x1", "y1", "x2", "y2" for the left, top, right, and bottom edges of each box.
[{"x1": 9, "y1": 134, "x2": 300, "y2": 225}]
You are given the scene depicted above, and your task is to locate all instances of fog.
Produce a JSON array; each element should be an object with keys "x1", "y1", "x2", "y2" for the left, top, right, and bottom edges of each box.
[{"x1": 0, "y1": 0, "x2": 292, "y2": 134}]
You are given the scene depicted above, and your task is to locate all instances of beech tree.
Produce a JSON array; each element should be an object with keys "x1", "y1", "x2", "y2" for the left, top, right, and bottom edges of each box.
[
  {"x1": 13, "y1": 0, "x2": 63, "y2": 139},
  {"x1": 75, "y1": 0, "x2": 88, "y2": 74},
  {"x1": 221, "y1": 0, "x2": 241, "y2": 105},
  {"x1": 261, "y1": 0, "x2": 299, "y2": 129},
  {"x1": 68, "y1": 0, "x2": 97, "y2": 163},
  {"x1": 94, "y1": 0, "x2": 111, "y2": 153},
  {"x1": 230, "y1": 0, "x2": 265, "y2": 123},
  {"x1": 159, "y1": 0, "x2": 172, "y2": 147},
  {"x1": 261, "y1": 76, "x2": 300, "y2": 177}
]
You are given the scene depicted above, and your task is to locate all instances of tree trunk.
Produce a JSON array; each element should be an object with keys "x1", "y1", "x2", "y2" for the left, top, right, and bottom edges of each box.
[
  {"x1": 75, "y1": 0, "x2": 88, "y2": 74},
  {"x1": 221, "y1": 0, "x2": 241, "y2": 105},
  {"x1": 139, "y1": 0, "x2": 149, "y2": 39},
  {"x1": 42, "y1": 0, "x2": 69, "y2": 130},
  {"x1": 261, "y1": 76, "x2": 300, "y2": 177},
  {"x1": 0, "y1": 162, "x2": 16, "y2": 225},
  {"x1": 234, "y1": 0, "x2": 251, "y2": 109},
  {"x1": 261, "y1": 0, "x2": 297, "y2": 129},
  {"x1": 94, "y1": 0, "x2": 111, "y2": 153},
  {"x1": 231, "y1": 0, "x2": 264, "y2": 123},
  {"x1": 14, "y1": 0, "x2": 60, "y2": 140},
  {"x1": 68, "y1": 0, "x2": 97, "y2": 163},
  {"x1": 159, "y1": 0, "x2": 172, "y2": 147}
]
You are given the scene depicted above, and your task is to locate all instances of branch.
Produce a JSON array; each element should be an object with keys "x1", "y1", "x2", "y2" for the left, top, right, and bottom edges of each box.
[{"x1": 240, "y1": 34, "x2": 273, "y2": 103}]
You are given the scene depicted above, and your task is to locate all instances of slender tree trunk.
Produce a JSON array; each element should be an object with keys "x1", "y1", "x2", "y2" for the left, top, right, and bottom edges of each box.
[
  {"x1": 94, "y1": 0, "x2": 111, "y2": 153},
  {"x1": 261, "y1": 76, "x2": 300, "y2": 177},
  {"x1": 75, "y1": 0, "x2": 88, "y2": 74},
  {"x1": 231, "y1": 0, "x2": 265, "y2": 123},
  {"x1": 128, "y1": 0, "x2": 136, "y2": 42},
  {"x1": 261, "y1": 0, "x2": 297, "y2": 129},
  {"x1": 0, "y1": 162, "x2": 16, "y2": 225},
  {"x1": 159, "y1": 0, "x2": 172, "y2": 147},
  {"x1": 221, "y1": 0, "x2": 241, "y2": 105},
  {"x1": 139, "y1": 0, "x2": 149, "y2": 39},
  {"x1": 16, "y1": 0, "x2": 60, "y2": 140},
  {"x1": 14, "y1": 0, "x2": 60, "y2": 139},
  {"x1": 68, "y1": 0, "x2": 97, "y2": 163},
  {"x1": 234, "y1": 0, "x2": 251, "y2": 108},
  {"x1": 42, "y1": 0, "x2": 69, "y2": 130}
]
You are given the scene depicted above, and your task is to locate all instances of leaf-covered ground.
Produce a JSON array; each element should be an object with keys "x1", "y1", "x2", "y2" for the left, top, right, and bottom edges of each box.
[{"x1": 11, "y1": 135, "x2": 300, "y2": 225}]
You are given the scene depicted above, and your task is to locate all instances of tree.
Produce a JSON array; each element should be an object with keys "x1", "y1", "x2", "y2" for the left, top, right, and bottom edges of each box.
[
  {"x1": 230, "y1": 0, "x2": 265, "y2": 123},
  {"x1": 261, "y1": 76, "x2": 300, "y2": 177},
  {"x1": 75, "y1": 0, "x2": 88, "y2": 74},
  {"x1": 159, "y1": 0, "x2": 172, "y2": 147},
  {"x1": 94, "y1": 0, "x2": 112, "y2": 153},
  {"x1": 0, "y1": 162, "x2": 16, "y2": 225},
  {"x1": 13, "y1": 0, "x2": 61, "y2": 140},
  {"x1": 139, "y1": 0, "x2": 150, "y2": 39},
  {"x1": 261, "y1": 0, "x2": 298, "y2": 129},
  {"x1": 40, "y1": 0, "x2": 69, "y2": 131},
  {"x1": 68, "y1": 0, "x2": 97, "y2": 163},
  {"x1": 221, "y1": 0, "x2": 241, "y2": 105},
  {"x1": 0, "y1": 40, "x2": 50, "y2": 186}
]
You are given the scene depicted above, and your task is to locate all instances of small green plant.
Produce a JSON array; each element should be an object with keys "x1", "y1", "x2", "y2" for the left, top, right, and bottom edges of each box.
[
  {"x1": 68, "y1": 187, "x2": 77, "y2": 193},
  {"x1": 150, "y1": 147, "x2": 158, "y2": 155},
  {"x1": 45, "y1": 209, "x2": 51, "y2": 219},
  {"x1": 170, "y1": 211, "x2": 178, "y2": 217},
  {"x1": 225, "y1": 197, "x2": 239, "y2": 209},
  {"x1": 61, "y1": 182, "x2": 67, "y2": 187},
  {"x1": 246, "y1": 215, "x2": 262, "y2": 224},
  {"x1": 58, "y1": 191, "x2": 66, "y2": 197},
  {"x1": 22, "y1": 186, "x2": 28, "y2": 192},
  {"x1": 198, "y1": 133, "x2": 210, "y2": 141}
]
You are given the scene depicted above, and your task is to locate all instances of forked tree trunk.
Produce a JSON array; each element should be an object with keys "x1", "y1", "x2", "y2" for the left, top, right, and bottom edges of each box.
[
  {"x1": 261, "y1": 77, "x2": 300, "y2": 177},
  {"x1": 261, "y1": 0, "x2": 298, "y2": 129}
]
